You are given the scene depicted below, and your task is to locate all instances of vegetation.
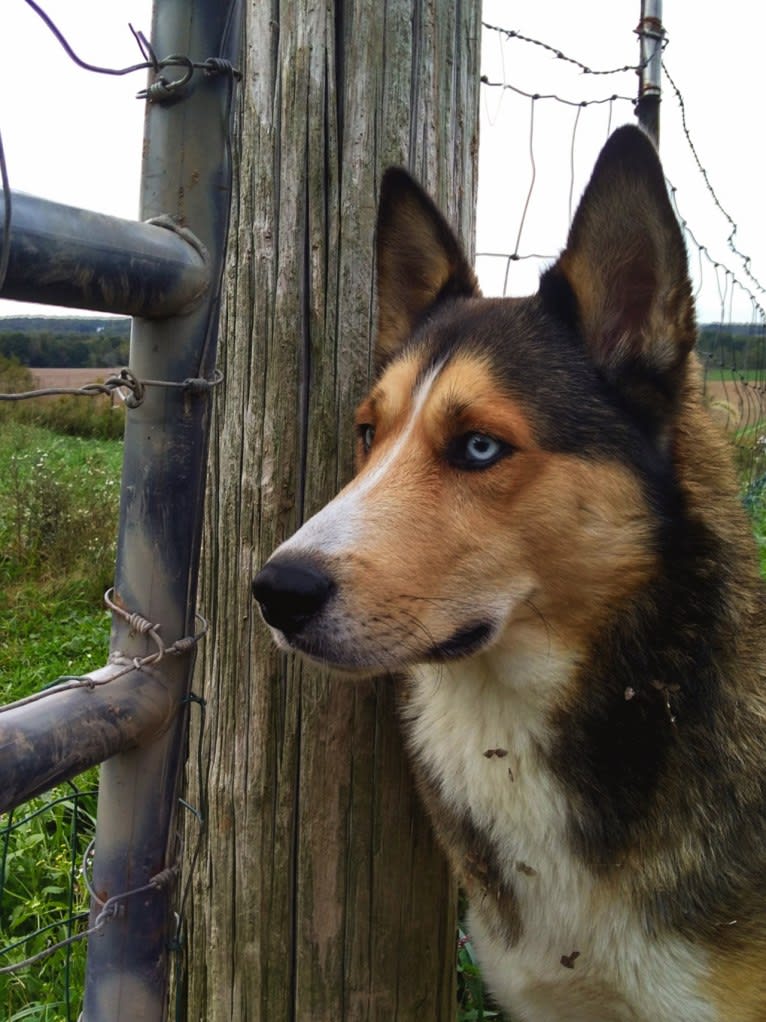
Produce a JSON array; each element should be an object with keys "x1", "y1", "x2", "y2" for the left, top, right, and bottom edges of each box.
[
  {"x1": 0, "y1": 318, "x2": 130, "y2": 370},
  {"x1": 0, "y1": 314, "x2": 761, "y2": 373},
  {"x1": 458, "y1": 929, "x2": 503, "y2": 1021},
  {"x1": 697, "y1": 323, "x2": 766, "y2": 372},
  {"x1": 0, "y1": 418, "x2": 121, "y2": 1020},
  {"x1": 0, "y1": 357, "x2": 124, "y2": 442}
]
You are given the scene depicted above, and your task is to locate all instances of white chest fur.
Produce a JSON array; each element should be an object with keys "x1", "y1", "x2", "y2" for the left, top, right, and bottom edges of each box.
[{"x1": 402, "y1": 653, "x2": 716, "y2": 1022}]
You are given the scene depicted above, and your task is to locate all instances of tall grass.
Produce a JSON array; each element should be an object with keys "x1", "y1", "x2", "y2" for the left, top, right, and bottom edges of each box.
[
  {"x1": 0, "y1": 356, "x2": 124, "y2": 442},
  {"x1": 0, "y1": 420, "x2": 121, "y2": 1020},
  {"x1": 4, "y1": 395, "x2": 125, "y2": 442}
]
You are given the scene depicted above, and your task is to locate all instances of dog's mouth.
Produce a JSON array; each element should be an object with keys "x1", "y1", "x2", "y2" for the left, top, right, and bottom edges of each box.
[
  {"x1": 426, "y1": 622, "x2": 495, "y2": 662},
  {"x1": 263, "y1": 611, "x2": 497, "y2": 673},
  {"x1": 252, "y1": 555, "x2": 500, "y2": 671}
]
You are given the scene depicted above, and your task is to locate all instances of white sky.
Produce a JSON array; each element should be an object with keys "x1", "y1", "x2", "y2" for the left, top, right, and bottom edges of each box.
[{"x1": 0, "y1": 0, "x2": 763, "y2": 324}]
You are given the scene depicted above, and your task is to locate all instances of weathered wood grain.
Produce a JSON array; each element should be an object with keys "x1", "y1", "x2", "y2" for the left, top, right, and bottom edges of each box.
[{"x1": 179, "y1": 2, "x2": 480, "y2": 1018}]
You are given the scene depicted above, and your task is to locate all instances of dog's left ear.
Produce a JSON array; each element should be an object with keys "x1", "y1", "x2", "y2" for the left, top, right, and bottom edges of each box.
[
  {"x1": 375, "y1": 169, "x2": 480, "y2": 369},
  {"x1": 543, "y1": 125, "x2": 695, "y2": 392}
]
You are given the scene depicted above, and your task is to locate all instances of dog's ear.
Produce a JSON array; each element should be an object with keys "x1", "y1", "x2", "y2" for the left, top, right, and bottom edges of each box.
[
  {"x1": 542, "y1": 125, "x2": 695, "y2": 394},
  {"x1": 375, "y1": 168, "x2": 479, "y2": 369}
]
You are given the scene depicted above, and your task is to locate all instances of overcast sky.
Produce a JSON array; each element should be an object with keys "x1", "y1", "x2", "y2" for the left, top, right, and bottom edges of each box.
[{"x1": 1, "y1": 0, "x2": 763, "y2": 324}]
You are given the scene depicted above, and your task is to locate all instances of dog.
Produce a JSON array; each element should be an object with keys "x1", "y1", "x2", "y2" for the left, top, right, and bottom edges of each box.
[{"x1": 252, "y1": 125, "x2": 766, "y2": 1021}]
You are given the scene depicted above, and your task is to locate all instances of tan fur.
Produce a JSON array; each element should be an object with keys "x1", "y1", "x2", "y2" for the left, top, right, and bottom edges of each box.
[
  {"x1": 706, "y1": 948, "x2": 766, "y2": 1022},
  {"x1": 336, "y1": 352, "x2": 659, "y2": 664},
  {"x1": 253, "y1": 127, "x2": 766, "y2": 1021}
]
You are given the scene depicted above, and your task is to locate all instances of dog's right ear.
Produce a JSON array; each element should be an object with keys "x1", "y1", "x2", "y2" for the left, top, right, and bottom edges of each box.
[{"x1": 375, "y1": 169, "x2": 479, "y2": 369}]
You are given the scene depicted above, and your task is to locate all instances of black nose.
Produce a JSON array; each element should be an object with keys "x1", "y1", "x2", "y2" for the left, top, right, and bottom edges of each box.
[{"x1": 252, "y1": 558, "x2": 335, "y2": 635}]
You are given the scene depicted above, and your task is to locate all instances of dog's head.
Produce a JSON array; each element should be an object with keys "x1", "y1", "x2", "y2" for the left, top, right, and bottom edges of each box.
[{"x1": 252, "y1": 125, "x2": 696, "y2": 674}]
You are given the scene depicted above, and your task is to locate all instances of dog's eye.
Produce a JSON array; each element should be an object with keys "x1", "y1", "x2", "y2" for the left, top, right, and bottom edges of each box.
[
  {"x1": 448, "y1": 432, "x2": 509, "y2": 470},
  {"x1": 358, "y1": 424, "x2": 376, "y2": 454}
]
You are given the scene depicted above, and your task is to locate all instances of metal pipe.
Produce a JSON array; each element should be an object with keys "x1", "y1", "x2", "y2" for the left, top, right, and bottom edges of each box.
[
  {"x1": 82, "y1": 1, "x2": 242, "y2": 1018},
  {"x1": 636, "y1": 0, "x2": 664, "y2": 144},
  {"x1": 0, "y1": 191, "x2": 209, "y2": 317},
  {"x1": 0, "y1": 664, "x2": 174, "y2": 814}
]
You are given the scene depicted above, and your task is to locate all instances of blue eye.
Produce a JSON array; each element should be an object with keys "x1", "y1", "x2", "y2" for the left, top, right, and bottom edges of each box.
[
  {"x1": 358, "y1": 424, "x2": 375, "y2": 453},
  {"x1": 448, "y1": 432, "x2": 509, "y2": 470}
]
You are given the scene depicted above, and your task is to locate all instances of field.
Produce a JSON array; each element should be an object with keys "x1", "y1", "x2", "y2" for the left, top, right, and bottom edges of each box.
[{"x1": 29, "y1": 368, "x2": 114, "y2": 391}]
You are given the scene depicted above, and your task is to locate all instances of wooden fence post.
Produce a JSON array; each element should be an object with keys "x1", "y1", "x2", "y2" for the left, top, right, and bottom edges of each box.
[{"x1": 180, "y1": 2, "x2": 481, "y2": 1018}]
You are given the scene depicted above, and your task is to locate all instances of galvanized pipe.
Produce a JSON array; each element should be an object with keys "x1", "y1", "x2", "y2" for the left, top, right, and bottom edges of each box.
[
  {"x1": 636, "y1": 0, "x2": 664, "y2": 144},
  {"x1": 0, "y1": 664, "x2": 174, "y2": 814},
  {"x1": 81, "y1": 1, "x2": 242, "y2": 1019},
  {"x1": 0, "y1": 190, "x2": 209, "y2": 317}
]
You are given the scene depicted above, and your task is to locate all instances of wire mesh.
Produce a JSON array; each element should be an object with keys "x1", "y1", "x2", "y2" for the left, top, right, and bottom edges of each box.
[
  {"x1": 0, "y1": 783, "x2": 97, "y2": 1022},
  {"x1": 477, "y1": 17, "x2": 766, "y2": 504}
]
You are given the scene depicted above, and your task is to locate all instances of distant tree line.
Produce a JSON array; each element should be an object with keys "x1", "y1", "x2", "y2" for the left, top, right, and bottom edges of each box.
[
  {"x1": 697, "y1": 324, "x2": 766, "y2": 371},
  {"x1": 0, "y1": 317, "x2": 130, "y2": 368},
  {"x1": 0, "y1": 315, "x2": 762, "y2": 372}
]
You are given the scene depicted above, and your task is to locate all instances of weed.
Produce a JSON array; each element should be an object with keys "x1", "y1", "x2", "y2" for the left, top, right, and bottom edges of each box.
[
  {"x1": 0, "y1": 356, "x2": 124, "y2": 442},
  {"x1": 0, "y1": 423, "x2": 121, "y2": 601},
  {"x1": 0, "y1": 421, "x2": 118, "y2": 1019},
  {"x1": 0, "y1": 786, "x2": 96, "y2": 1021},
  {"x1": 3, "y1": 395, "x2": 125, "y2": 442},
  {"x1": 458, "y1": 929, "x2": 503, "y2": 1021}
]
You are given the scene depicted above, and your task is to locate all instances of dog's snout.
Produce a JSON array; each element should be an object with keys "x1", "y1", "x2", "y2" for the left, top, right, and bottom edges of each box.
[{"x1": 252, "y1": 558, "x2": 335, "y2": 635}]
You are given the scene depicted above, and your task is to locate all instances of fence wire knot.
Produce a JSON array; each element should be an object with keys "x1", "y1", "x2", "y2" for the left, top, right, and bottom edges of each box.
[
  {"x1": 151, "y1": 865, "x2": 180, "y2": 890},
  {"x1": 136, "y1": 54, "x2": 242, "y2": 104},
  {"x1": 106, "y1": 589, "x2": 209, "y2": 672},
  {"x1": 137, "y1": 55, "x2": 194, "y2": 102},
  {"x1": 107, "y1": 367, "x2": 144, "y2": 407},
  {"x1": 203, "y1": 57, "x2": 238, "y2": 77}
]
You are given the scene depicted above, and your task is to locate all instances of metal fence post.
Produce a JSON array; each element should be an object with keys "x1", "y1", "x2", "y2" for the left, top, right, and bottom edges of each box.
[
  {"x1": 636, "y1": 0, "x2": 664, "y2": 144},
  {"x1": 82, "y1": 2, "x2": 241, "y2": 1019}
]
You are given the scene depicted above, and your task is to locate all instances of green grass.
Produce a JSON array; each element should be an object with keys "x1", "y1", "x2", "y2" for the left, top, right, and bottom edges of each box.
[
  {"x1": 748, "y1": 492, "x2": 766, "y2": 576},
  {"x1": 1, "y1": 789, "x2": 97, "y2": 1022},
  {"x1": 458, "y1": 929, "x2": 503, "y2": 1021},
  {"x1": 0, "y1": 357, "x2": 124, "y2": 442},
  {"x1": 0, "y1": 420, "x2": 121, "y2": 1021},
  {"x1": 702, "y1": 367, "x2": 764, "y2": 382}
]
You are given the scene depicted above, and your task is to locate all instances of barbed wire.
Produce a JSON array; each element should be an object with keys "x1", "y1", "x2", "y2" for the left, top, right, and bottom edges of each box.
[
  {"x1": 482, "y1": 21, "x2": 667, "y2": 77},
  {"x1": 667, "y1": 182, "x2": 766, "y2": 328},
  {"x1": 479, "y1": 77, "x2": 635, "y2": 109},
  {"x1": 661, "y1": 60, "x2": 766, "y2": 303},
  {"x1": 478, "y1": 23, "x2": 766, "y2": 319},
  {"x1": 477, "y1": 21, "x2": 765, "y2": 503}
]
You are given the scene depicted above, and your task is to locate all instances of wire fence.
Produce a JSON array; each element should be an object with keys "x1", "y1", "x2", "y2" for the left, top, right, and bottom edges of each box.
[
  {"x1": 0, "y1": 784, "x2": 95, "y2": 1020},
  {"x1": 477, "y1": 16, "x2": 766, "y2": 506}
]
